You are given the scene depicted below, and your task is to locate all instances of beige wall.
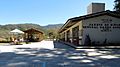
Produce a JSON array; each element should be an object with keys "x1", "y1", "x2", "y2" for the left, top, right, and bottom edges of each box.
[{"x1": 82, "y1": 15, "x2": 120, "y2": 44}]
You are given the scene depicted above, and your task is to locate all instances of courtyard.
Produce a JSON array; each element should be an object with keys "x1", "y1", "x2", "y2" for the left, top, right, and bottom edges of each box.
[{"x1": 0, "y1": 40, "x2": 120, "y2": 67}]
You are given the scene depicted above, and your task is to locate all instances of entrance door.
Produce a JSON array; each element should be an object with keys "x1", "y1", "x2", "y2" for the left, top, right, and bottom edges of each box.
[
  {"x1": 72, "y1": 26, "x2": 79, "y2": 46},
  {"x1": 63, "y1": 32, "x2": 65, "y2": 41},
  {"x1": 67, "y1": 30, "x2": 71, "y2": 43}
]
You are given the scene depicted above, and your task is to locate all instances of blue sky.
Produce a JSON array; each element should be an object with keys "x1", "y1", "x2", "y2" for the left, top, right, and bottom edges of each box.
[{"x1": 0, "y1": 0, "x2": 114, "y2": 26}]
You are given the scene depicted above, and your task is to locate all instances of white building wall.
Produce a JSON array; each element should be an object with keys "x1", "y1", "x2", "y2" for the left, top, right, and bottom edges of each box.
[{"x1": 82, "y1": 15, "x2": 120, "y2": 45}]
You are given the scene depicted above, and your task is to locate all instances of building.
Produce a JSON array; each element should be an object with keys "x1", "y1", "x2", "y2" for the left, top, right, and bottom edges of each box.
[
  {"x1": 58, "y1": 3, "x2": 120, "y2": 46},
  {"x1": 24, "y1": 28, "x2": 44, "y2": 42}
]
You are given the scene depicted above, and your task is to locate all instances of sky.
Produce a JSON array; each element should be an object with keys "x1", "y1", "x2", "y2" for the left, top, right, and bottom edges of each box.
[{"x1": 0, "y1": 0, "x2": 114, "y2": 26}]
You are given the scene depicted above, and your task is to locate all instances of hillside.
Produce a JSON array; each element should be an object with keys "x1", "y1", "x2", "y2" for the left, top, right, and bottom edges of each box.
[
  {"x1": 0, "y1": 23, "x2": 63, "y2": 40},
  {"x1": 43, "y1": 24, "x2": 63, "y2": 30},
  {"x1": 42, "y1": 24, "x2": 63, "y2": 38},
  {"x1": 0, "y1": 23, "x2": 44, "y2": 31}
]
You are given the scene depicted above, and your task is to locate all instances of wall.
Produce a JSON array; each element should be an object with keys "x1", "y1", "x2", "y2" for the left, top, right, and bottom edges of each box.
[{"x1": 82, "y1": 15, "x2": 120, "y2": 45}]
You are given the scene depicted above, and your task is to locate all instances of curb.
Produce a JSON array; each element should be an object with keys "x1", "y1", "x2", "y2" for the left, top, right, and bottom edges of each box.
[{"x1": 58, "y1": 41, "x2": 120, "y2": 49}]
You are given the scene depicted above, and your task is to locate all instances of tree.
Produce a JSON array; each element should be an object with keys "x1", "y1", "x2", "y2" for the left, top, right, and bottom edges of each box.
[
  {"x1": 114, "y1": 0, "x2": 120, "y2": 12},
  {"x1": 84, "y1": 34, "x2": 91, "y2": 45}
]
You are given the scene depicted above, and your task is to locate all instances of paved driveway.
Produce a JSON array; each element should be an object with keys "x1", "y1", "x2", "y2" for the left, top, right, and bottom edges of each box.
[{"x1": 0, "y1": 40, "x2": 120, "y2": 67}]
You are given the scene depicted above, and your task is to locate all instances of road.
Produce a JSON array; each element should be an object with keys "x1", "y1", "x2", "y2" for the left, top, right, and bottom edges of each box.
[{"x1": 0, "y1": 40, "x2": 120, "y2": 67}]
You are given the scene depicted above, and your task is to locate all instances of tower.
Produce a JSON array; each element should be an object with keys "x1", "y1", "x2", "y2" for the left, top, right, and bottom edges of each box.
[{"x1": 87, "y1": 3, "x2": 105, "y2": 14}]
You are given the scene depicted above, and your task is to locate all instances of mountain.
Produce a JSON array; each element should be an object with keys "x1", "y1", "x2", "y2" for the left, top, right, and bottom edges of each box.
[
  {"x1": 0, "y1": 23, "x2": 44, "y2": 31},
  {"x1": 42, "y1": 24, "x2": 63, "y2": 30}
]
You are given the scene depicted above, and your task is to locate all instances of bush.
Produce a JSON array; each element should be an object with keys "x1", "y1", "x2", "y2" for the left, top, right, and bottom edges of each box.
[{"x1": 0, "y1": 41, "x2": 11, "y2": 43}]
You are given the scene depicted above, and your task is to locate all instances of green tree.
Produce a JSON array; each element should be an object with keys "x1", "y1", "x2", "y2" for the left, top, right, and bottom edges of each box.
[{"x1": 114, "y1": 0, "x2": 120, "y2": 12}]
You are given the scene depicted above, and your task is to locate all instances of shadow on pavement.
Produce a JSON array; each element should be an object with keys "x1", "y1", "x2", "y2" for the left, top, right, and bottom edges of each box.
[{"x1": 0, "y1": 41, "x2": 120, "y2": 67}]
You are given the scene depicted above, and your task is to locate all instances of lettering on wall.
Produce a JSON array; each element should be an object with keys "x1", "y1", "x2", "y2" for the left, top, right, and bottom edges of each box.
[
  {"x1": 101, "y1": 19, "x2": 112, "y2": 23},
  {"x1": 83, "y1": 23, "x2": 120, "y2": 32},
  {"x1": 83, "y1": 19, "x2": 120, "y2": 32}
]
